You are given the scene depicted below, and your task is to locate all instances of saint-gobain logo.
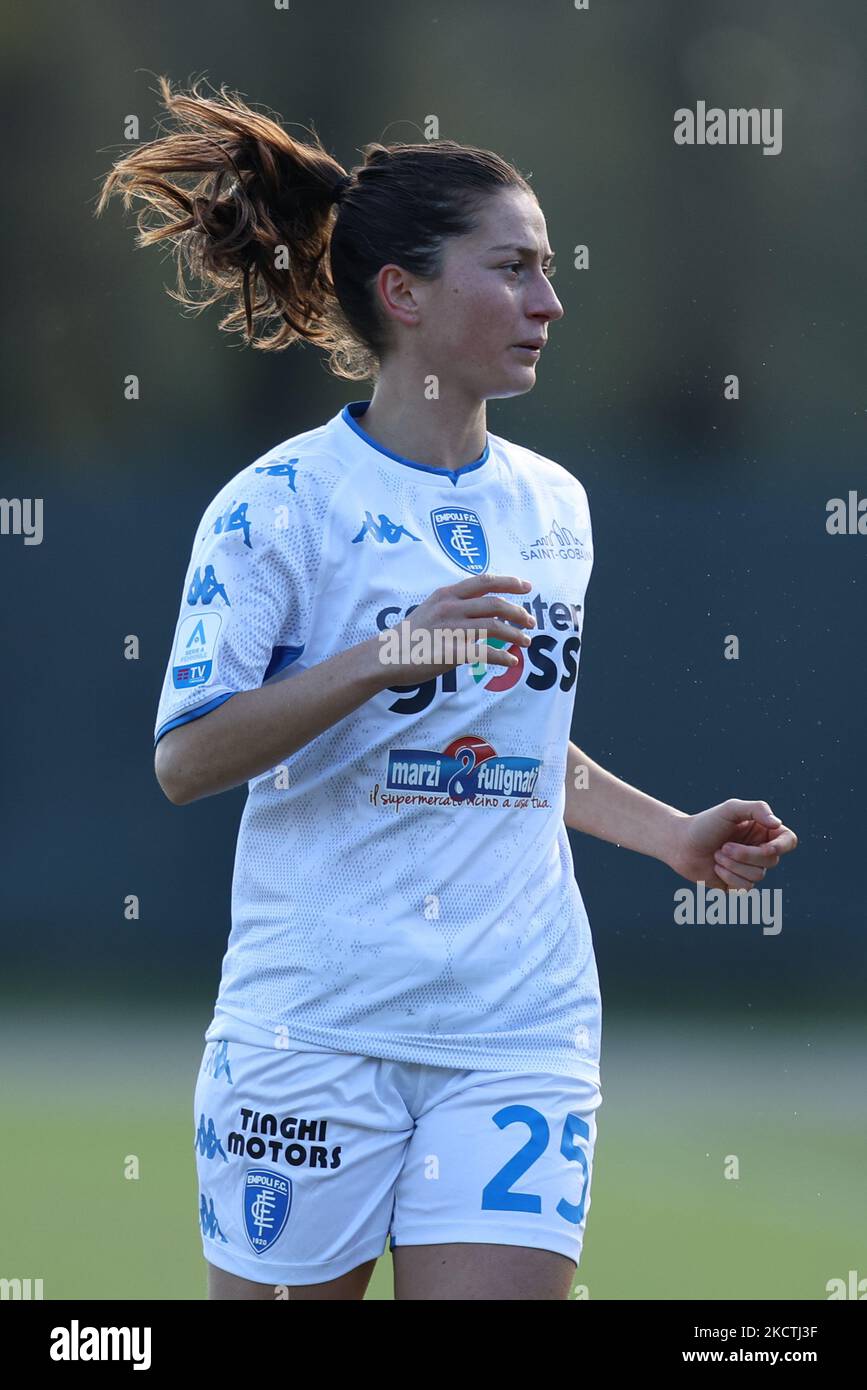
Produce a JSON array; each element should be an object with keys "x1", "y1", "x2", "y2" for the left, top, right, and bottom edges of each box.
[
  {"x1": 430, "y1": 507, "x2": 489, "y2": 574},
  {"x1": 243, "y1": 1168, "x2": 292, "y2": 1255}
]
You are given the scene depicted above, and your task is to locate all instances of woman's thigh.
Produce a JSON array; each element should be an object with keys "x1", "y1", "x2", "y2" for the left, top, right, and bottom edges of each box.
[
  {"x1": 207, "y1": 1258, "x2": 378, "y2": 1301},
  {"x1": 389, "y1": 1066, "x2": 602, "y2": 1299},
  {"x1": 392, "y1": 1242, "x2": 575, "y2": 1300},
  {"x1": 194, "y1": 1040, "x2": 410, "y2": 1295}
]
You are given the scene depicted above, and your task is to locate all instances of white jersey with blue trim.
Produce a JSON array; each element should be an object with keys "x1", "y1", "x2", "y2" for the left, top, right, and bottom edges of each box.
[{"x1": 154, "y1": 400, "x2": 602, "y2": 1082}]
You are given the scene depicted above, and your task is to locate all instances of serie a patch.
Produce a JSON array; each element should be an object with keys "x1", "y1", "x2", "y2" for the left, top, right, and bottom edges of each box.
[{"x1": 172, "y1": 612, "x2": 223, "y2": 689}]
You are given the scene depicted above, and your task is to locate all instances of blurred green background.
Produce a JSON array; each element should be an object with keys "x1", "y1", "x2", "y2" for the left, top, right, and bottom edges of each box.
[
  {"x1": 1, "y1": 0, "x2": 864, "y2": 1299},
  {"x1": 4, "y1": 1002, "x2": 862, "y2": 1299}
]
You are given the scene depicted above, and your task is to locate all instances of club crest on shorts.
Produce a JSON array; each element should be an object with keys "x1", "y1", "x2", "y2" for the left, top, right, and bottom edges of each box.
[
  {"x1": 430, "y1": 507, "x2": 489, "y2": 574},
  {"x1": 243, "y1": 1169, "x2": 292, "y2": 1255}
]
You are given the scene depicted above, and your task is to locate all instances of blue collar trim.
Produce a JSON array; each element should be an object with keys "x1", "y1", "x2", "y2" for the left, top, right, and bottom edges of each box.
[{"x1": 341, "y1": 400, "x2": 490, "y2": 485}]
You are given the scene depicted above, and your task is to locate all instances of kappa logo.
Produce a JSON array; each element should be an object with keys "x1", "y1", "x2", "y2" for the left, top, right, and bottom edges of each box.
[
  {"x1": 212, "y1": 499, "x2": 252, "y2": 548},
  {"x1": 187, "y1": 564, "x2": 230, "y2": 607},
  {"x1": 200, "y1": 1192, "x2": 229, "y2": 1243},
  {"x1": 255, "y1": 457, "x2": 299, "y2": 490},
  {"x1": 195, "y1": 1113, "x2": 228, "y2": 1162},
  {"x1": 203, "y1": 1040, "x2": 233, "y2": 1084},
  {"x1": 520, "y1": 519, "x2": 590, "y2": 563},
  {"x1": 172, "y1": 612, "x2": 222, "y2": 689},
  {"x1": 243, "y1": 1169, "x2": 292, "y2": 1255},
  {"x1": 431, "y1": 507, "x2": 489, "y2": 574},
  {"x1": 352, "y1": 511, "x2": 422, "y2": 545}
]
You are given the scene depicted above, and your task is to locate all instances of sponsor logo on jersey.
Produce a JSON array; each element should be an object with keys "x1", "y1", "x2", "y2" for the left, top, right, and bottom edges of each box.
[
  {"x1": 243, "y1": 1169, "x2": 292, "y2": 1255},
  {"x1": 430, "y1": 507, "x2": 489, "y2": 574},
  {"x1": 172, "y1": 612, "x2": 223, "y2": 689},
  {"x1": 385, "y1": 734, "x2": 540, "y2": 804},
  {"x1": 352, "y1": 511, "x2": 422, "y2": 545},
  {"x1": 519, "y1": 519, "x2": 591, "y2": 562},
  {"x1": 186, "y1": 564, "x2": 230, "y2": 607},
  {"x1": 374, "y1": 595, "x2": 583, "y2": 714}
]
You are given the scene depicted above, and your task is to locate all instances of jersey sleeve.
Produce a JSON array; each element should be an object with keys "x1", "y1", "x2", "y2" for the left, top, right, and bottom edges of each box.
[
  {"x1": 153, "y1": 457, "x2": 326, "y2": 748},
  {"x1": 570, "y1": 474, "x2": 593, "y2": 560}
]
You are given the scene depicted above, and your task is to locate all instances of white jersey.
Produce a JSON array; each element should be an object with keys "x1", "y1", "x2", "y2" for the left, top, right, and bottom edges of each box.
[{"x1": 154, "y1": 400, "x2": 602, "y2": 1083}]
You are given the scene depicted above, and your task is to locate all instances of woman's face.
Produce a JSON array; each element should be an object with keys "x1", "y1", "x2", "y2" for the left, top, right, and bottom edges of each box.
[{"x1": 380, "y1": 186, "x2": 564, "y2": 401}]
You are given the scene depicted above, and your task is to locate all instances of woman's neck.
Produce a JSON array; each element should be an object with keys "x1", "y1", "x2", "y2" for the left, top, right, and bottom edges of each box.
[{"x1": 359, "y1": 379, "x2": 488, "y2": 471}]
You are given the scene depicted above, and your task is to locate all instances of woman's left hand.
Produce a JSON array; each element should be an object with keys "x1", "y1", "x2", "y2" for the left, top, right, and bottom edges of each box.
[{"x1": 666, "y1": 799, "x2": 799, "y2": 890}]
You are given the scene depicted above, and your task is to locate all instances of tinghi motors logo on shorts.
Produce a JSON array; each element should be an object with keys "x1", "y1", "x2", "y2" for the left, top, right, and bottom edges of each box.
[
  {"x1": 243, "y1": 1168, "x2": 291, "y2": 1256},
  {"x1": 383, "y1": 734, "x2": 541, "y2": 805},
  {"x1": 431, "y1": 507, "x2": 489, "y2": 574},
  {"x1": 228, "y1": 1108, "x2": 343, "y2": 1169}
]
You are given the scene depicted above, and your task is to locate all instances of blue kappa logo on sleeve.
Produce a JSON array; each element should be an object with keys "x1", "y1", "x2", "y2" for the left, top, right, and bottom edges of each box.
[
  {"x1": 187, "y1": 565, "x2": 230, "y2": 607},
  {"x1": 243, "y1": 1169, "x2": 292, "y2": 1255}
]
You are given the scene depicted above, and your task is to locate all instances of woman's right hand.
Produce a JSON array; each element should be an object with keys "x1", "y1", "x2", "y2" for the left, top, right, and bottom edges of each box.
[{"x1": 374, "y1": 574, "x2": 537, "y2": 685}]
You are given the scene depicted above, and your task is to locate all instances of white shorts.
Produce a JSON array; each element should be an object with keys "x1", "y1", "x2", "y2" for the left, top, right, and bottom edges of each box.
[{"x1": 194, "y1": 1038, "x2": 602, "y2": 1287}]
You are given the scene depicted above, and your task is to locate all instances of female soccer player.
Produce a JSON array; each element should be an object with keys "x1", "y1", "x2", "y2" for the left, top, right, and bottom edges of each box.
[{"x1": 96, "y1": 77, "x2": 798, "y2": 1301}]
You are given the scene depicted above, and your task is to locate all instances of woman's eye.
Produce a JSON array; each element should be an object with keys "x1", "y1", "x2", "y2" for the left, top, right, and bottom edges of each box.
[{"x1": 504, "y1": 262, "x2": 557, "y2": 279}]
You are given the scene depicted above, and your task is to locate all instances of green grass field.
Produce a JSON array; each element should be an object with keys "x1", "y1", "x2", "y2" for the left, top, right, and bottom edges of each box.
[{"x1": 3, "y1": 1006, "x2": 862, "y2": 1299}]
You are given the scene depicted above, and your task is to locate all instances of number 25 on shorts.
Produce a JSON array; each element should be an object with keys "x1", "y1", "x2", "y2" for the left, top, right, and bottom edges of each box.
[{"x1": 481, "y1": 1105, "x2": 590, "y2": 1224}]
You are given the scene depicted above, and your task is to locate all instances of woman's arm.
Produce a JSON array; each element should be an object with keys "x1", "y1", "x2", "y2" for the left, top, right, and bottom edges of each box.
[
  {"x1": 155, "y1": 633, "x2": 390, "y2": 805},
  {"x1": 156, "y1": 573, "x2": 535, "y2": 805},
  {"x1": 563, "y1": 739, "x2": 798, "y2": 889},
  {"x1": 563, "y1": 740, "x2": 687, "y2": 863}
]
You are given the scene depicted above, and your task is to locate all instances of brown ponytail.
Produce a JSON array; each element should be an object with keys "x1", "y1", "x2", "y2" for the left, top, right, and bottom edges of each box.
[{"x1": 95, "y1": 76, "x2": 532, "y2": 381}]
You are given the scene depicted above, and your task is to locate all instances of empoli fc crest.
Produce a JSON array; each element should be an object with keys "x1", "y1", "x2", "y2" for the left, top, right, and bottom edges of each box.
[
  {"x1": 243, "y1": 1168, "x2": 292, "y2": 1255},
  {"x1": 430, "y1": 507, "x2": 489, "y2": 574}
]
